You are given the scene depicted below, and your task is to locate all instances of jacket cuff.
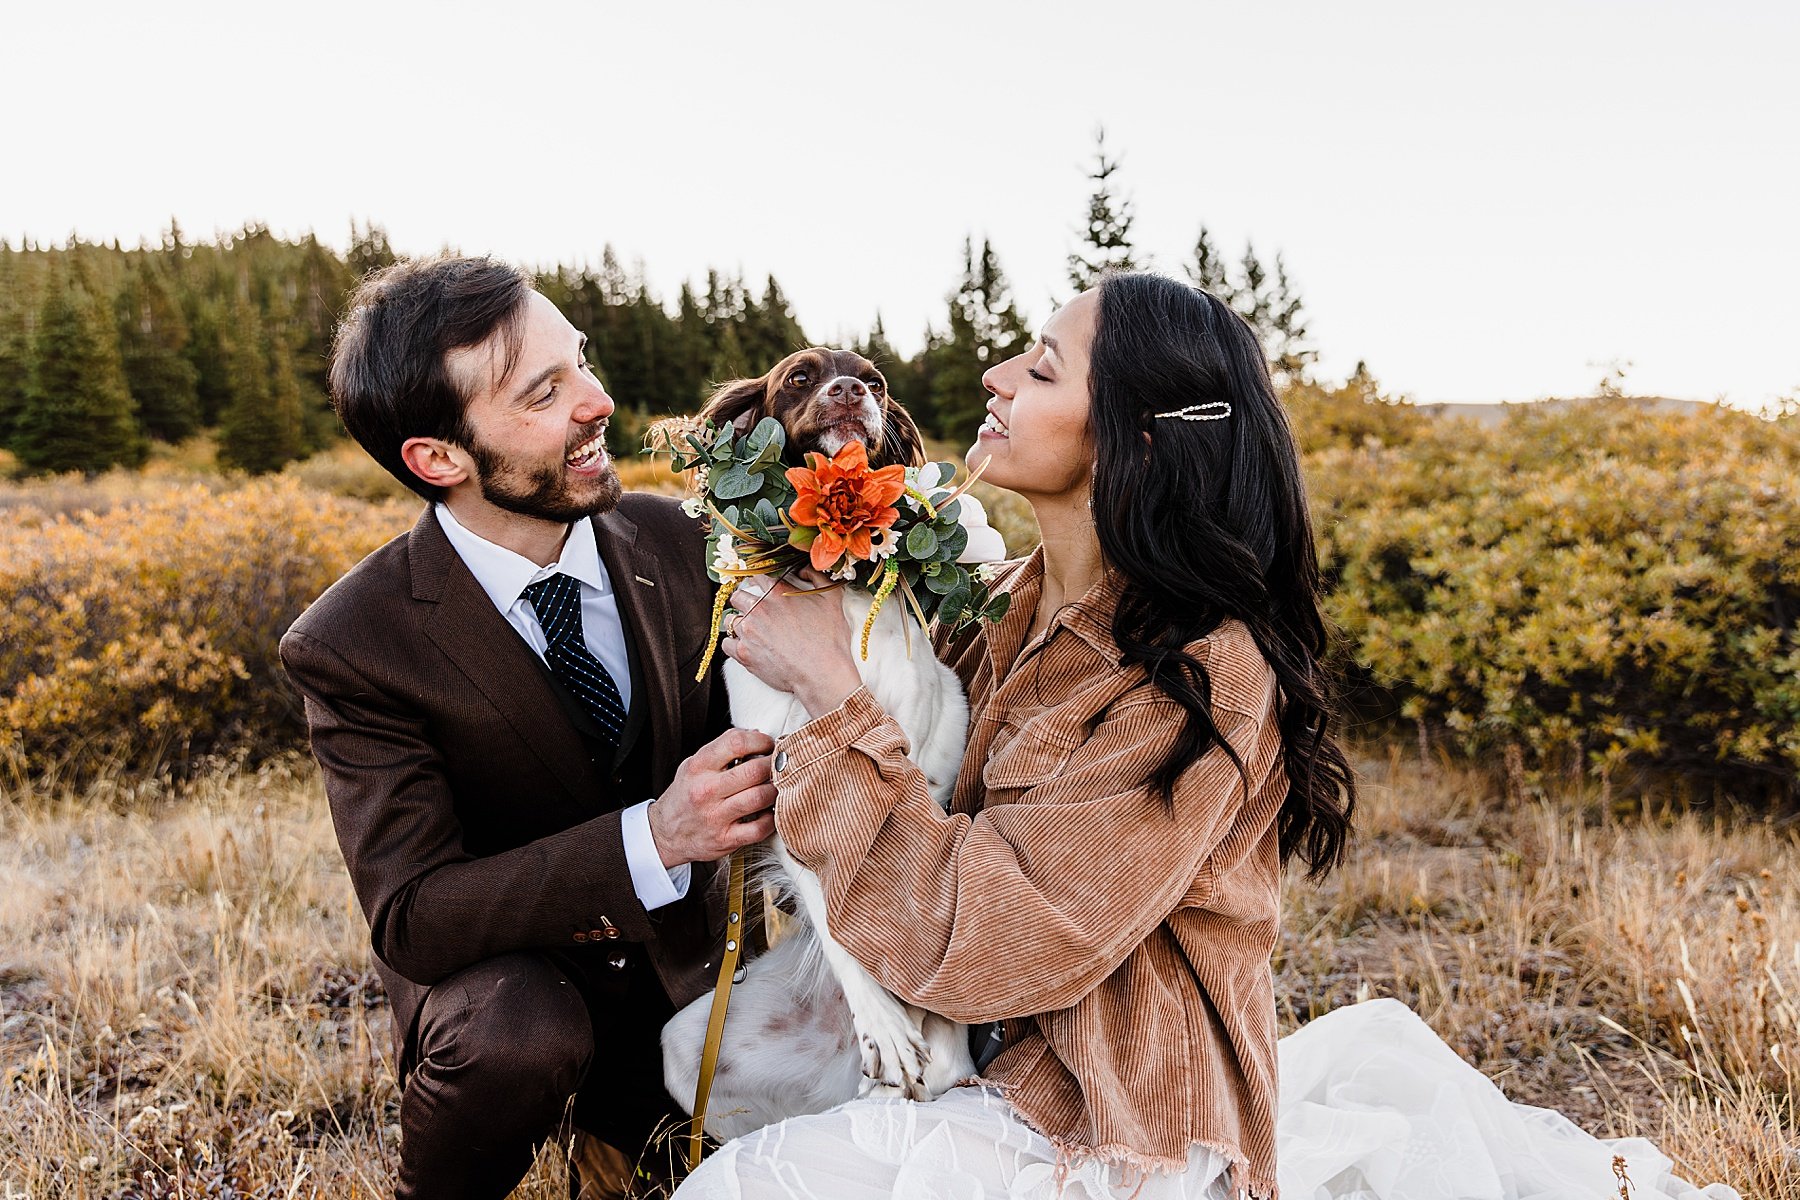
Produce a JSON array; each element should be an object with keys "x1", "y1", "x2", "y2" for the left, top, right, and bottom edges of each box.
[{"x1": 773, "y1": 686, "x2": 897, "y2": 773}]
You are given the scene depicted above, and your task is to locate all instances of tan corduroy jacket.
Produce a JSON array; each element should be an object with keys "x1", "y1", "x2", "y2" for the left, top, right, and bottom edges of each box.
[{"x1": 771, "y1": 550, "x2": 1288, "y2": 1200}]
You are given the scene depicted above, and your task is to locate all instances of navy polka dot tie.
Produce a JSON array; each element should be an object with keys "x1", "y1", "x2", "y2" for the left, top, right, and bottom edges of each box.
[{"x1": 523, "y1": 573, "x2": 626, "y2": 753}]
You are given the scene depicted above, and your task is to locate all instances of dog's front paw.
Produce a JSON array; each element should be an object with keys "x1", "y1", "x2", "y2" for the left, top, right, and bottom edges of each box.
[{"x1": 854, "y1": 1003, "x2": 933, "y2": 1101}]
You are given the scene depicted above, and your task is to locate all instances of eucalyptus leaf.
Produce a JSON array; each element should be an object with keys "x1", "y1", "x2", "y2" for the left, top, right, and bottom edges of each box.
[
  {"x1": 938, "y1": 523, "x2": 969, "y2": 562},
  {"x1": 749, "y1": 437, "x2": 784, "y2": 473},
  {"x1": 748, "y1": 416, "x2": 785, "y2": 450},
  {"x1": 713, "y1": 465, "x2": 760, "y2": 500},
  {"x1": 938, "y1": 589, "x2": 969, "y2": 626},
  {"x1": 905, "y1": 524, "x2": 938, "y2": 559},
  {"x1": 936, "y1": 499, "x2": 962, "y2": 525}
]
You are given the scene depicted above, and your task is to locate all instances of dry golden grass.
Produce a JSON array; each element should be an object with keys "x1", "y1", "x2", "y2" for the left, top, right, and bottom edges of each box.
[
  {"x1": 4, "y1": 749, "x2": 1790, "y2": 1196},
  {"x1": 1281, "y1": 747, "x2": 1800, "y2": 1197}
]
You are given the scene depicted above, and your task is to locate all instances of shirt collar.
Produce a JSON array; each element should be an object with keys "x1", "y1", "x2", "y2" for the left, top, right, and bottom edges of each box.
[{"x1": 435, "y1": 503, "x2": 610, "y2": 616}]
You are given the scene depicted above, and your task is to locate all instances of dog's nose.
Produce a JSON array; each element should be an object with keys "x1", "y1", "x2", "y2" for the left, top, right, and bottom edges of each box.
[{"x1": 826, "y1": 377, "x2": 869, "y2": 401}]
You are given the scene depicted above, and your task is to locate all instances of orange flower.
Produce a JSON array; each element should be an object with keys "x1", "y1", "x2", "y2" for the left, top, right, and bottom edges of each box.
[{"x1": 786, "y1": 442, "x2": 907, "y2": 571}]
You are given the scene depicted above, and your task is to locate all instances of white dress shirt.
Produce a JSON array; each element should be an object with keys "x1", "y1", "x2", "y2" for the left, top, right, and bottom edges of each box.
[{"x1": 436, "y1": 503, "x2": 691, "y2": 910}]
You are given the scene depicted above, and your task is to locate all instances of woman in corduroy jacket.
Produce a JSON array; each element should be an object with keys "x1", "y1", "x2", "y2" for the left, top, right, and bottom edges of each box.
[{"x1": 687, "y1": 272, "x2": 1356, "y2": 1200}]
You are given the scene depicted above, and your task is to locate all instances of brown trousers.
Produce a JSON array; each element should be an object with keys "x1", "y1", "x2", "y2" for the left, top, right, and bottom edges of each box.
[{"x1": 395, "y1": 946, "x2": 682, "y2": 1200}]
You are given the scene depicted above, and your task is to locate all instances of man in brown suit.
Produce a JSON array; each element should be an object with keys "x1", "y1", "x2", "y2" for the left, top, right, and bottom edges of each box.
[{"x1": 280, "y1": 257, "x2": 775, "y2": 1199}]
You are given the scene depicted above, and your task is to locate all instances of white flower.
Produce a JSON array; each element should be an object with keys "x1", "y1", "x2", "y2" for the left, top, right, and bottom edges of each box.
[
  {"x1": 829, "y1": 560, "x2": 859, "y2": 581},
  {"x1": 712, "y1": 534, "x2": 747, "y2": 573},
  {"x1": 954, "y1": 494, "x2": 1008, "y2": 564},
  {"x1": 974, "y1": 562, "x2": 1001, "y2": 584},
  {"x1": 680, "y1": 496, "x2": 705, "y2": 519},
  {"x1": 915, "y1": 462, "x2": 945, "y2": 491},
  {"x1": 870, "y1": 527, "x2": 901, "y2": 561}
]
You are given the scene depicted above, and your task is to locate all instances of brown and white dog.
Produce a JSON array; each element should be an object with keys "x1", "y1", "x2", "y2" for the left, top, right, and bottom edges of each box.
[{"x1": 660, "y1": 348, "x2": 992, "y2": 1139}]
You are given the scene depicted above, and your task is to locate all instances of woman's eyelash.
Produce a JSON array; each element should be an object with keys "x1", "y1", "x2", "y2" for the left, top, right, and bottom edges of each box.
[{"x1": 1028, "y1": 368, "x2": 1050, "y2": 383}]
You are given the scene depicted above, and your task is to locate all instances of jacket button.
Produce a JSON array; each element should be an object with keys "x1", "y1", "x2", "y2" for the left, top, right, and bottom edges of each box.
[
  {"x1": 573, "y1": 931, "x2": 589, "y2": 943},
  {"x1": 607, "y1": 954, "x2": 629, "y2": 971},
  {"x1": 593, "y1": 927, "x2": 620, "y2": 941},
  {"x1": 772, "y1": 750, "x2": 789, "y2": 773}
]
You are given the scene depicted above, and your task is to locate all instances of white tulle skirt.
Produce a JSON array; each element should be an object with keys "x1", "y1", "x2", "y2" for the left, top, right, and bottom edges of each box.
[{"x1": 675, "y1": 999, "x2": 1744, "y2": 1200}]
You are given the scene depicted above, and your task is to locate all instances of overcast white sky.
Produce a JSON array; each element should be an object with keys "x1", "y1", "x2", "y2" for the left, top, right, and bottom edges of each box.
[{"x1": 6, "y1": 0, "x2": 1797, "y2": 407}]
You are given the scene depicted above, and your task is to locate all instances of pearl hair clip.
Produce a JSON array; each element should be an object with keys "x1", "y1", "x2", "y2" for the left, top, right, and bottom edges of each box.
[{"x1": 1153, "y1": 401, "x2": 1232, "y2": 422}]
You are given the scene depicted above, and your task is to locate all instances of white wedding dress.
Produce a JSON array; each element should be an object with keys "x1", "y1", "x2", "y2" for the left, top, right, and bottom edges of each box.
[{"x1": 676, "y1": 999, "x2": 1743, "y2": 1200}]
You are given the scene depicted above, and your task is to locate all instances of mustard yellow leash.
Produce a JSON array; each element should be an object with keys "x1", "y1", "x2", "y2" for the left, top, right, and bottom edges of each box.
[{"x1": 686, "y1": 849, "x2": 747, "y2": 1172}]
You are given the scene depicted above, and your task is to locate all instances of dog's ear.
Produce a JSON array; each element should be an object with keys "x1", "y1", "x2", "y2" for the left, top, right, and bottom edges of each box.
[
  {"x1": 697, "y1": 375, "x2": 771, "y2": 435},
  {"x1": 875, "y1": 401, "x2": 928, "y2": 469}
]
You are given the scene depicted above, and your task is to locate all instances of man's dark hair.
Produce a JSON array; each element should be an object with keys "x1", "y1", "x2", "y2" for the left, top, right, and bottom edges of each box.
[{"x1": 329, "y1": 255, "x2": 533, "y2": 502}]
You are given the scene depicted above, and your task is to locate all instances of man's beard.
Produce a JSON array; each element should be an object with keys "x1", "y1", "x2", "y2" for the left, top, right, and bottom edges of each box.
[{"x1": 465, "y1": 429, "x2": 622, "y2": 524}]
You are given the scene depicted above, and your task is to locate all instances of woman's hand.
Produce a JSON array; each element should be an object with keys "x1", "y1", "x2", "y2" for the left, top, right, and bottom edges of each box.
[{"x1": 722, "y1": 569, "x2": 863, "y2": 718}]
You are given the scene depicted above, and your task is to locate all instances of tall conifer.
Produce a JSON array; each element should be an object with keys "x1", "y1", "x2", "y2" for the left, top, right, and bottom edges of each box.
[
  {"x1": 1185, "y1": 226, "x2": 1233, "y2": 301},
  {"x1": 16, "y1": 267, "x2": 146, "y2": 473},
  {"x1": 931, "y1": 238, "x2": 1032, "y2": 439},
  {"x1": 1266, "y1": 253, "x2": 1316, "y2": 383},
  {"x1": 216, "y1": 290, "x2": 303, "y2": 473},
  {"x1": 114, "y1": 260, "x2": 200, "y2": 441},
  {"x1": 1067, "y1": 128, "x2": 1143, "y2": 292},
  {"x1": 0, "y1": 251, "x2": 36, "y2": 445},
  {"x1": 740, "y1": 277, "x2": 807, "y2": 371}
]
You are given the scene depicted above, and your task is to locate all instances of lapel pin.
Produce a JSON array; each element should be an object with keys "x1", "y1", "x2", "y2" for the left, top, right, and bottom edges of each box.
[{"x1": 634, "y1": 575, "x2": 655, "y2": 587}]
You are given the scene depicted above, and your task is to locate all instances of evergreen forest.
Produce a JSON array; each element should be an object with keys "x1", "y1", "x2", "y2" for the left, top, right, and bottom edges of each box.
[{"x1": 0, "y1": 137, "x2": 1316, "y2": 475}]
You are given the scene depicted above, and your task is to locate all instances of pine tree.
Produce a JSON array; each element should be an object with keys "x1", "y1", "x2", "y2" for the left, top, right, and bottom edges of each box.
[
  {"x1": 1067, "y1": 128, "x2": 1143, "y2": 292},
  {"x1": 15, "y1": 267, "x2": 146, "y2": 473},
  {"x1": 669, "y1": 282, "x2": 712, "y2": 411},
  {"x1": 186, "y1": 297, "x2": 236, "y2": 426},
  {"x1": 702, "y1": 270, "x2": 751, "y2": 381},
  {"x1": 0, "y1": 251, "x2": 36, "y2": 446},
  {"x1": 1234, "y1": 243, "x2": 1274, "y2": 345},
  {"x1": 931, "y1": 238, "x2": 1032, "y2": 439},
  {"x1": 114, "y1": 260, "x2": 201, "y2": 441},
  {"x1": 216, "y1": 290, "x2": 304, "y2": 473},
  {"x1": 740, "y1": 276, "x2": 808, "y2": 369},
  {"x1": 856, "y1": 313, "x2": 935, "y2": 435},
  {"x1": 1184, "y1": 225, "x2": 1233, "y2": 302},
  {"x1": 347, "y1": 220, "x2": 397, "y2": 280},
  {"x1": 1266, "y1": 253, "x2": 1316, "y2": 383}
]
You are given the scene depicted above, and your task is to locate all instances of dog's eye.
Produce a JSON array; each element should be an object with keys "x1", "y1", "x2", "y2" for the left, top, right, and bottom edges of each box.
[
  {"x1": 787, "y1": 371, "x2": 810, "y2": 388},
  {"x1": 867, "y1": 379, "x2": 885, "y2": 392}
]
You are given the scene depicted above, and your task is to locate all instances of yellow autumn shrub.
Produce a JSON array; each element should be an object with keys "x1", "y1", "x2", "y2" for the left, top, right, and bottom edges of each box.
[
  {"x1": 1307, "y1": 397, "x2": 1800, "y2": 800},
  {"x1": 0, "y1": 478, "x2": 416, "y2": 781}
]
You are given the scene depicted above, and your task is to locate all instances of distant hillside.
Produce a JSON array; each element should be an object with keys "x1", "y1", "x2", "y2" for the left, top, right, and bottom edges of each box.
[{"x1": 1414, "y1": 396, "x2": 1712, "y2": 425}]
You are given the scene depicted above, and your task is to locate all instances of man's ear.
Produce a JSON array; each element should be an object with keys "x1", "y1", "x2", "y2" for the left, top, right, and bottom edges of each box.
[{"x1": 400, "y1": 436, "x2": 472, "y2": 492}]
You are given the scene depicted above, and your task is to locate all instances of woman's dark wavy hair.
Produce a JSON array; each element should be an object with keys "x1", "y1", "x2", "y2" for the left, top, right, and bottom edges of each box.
[{"x1": 1089, "y1": 271, "x2": 1354, "y2": 877}]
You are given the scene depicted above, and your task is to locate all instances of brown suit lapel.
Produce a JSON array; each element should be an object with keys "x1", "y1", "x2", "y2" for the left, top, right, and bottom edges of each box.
[
  {"x1": 592, "y1": 507, "x2": 685, "y2": 788},
  {"x1": 408, "y1": 509, "x2": 599, "y2": 804}
]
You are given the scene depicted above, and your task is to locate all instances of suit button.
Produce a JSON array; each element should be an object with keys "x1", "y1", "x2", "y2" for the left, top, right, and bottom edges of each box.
[
  {"x1": 573, "y1": 931, "x2": 589, "y2": 943},
  {"x1": 607, "y1": 954, "x2": 629, "y2": 971},
  {"x1": 593, "y1": 927, "x2": 620, "y2": 941}
]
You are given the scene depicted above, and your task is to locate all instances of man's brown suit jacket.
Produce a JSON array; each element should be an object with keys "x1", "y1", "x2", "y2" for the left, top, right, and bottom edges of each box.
[{"x1": 279, "y1": 495, "x2": 728, "y2": 1060}]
